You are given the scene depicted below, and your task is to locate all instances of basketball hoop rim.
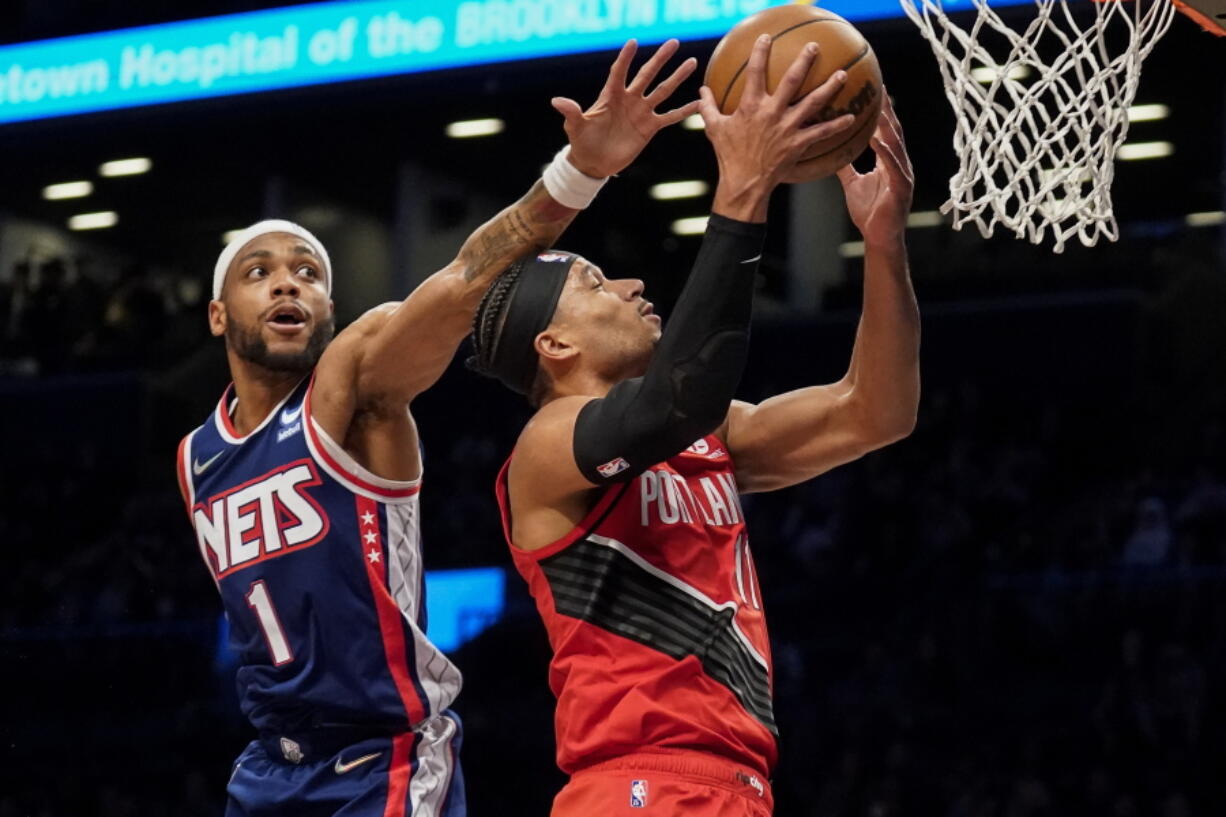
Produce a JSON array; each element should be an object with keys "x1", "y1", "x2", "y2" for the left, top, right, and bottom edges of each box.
[
  {"x1": 1075, "y1": 0, "x2": 1224, "y2": 35},
  {"x1": 1171, "y1": 0, "x2": 1226, "y2": 35}
]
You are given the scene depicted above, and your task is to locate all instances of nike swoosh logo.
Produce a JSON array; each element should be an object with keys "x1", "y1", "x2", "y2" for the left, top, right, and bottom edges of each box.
[
  {"x1": 192, "y1": 451, "x2": 224, "y2": 476},
  {"x1": 334, "y1": 752, "x2": 382, "y2": 774},
  {"x1": 740, "y1": 254, "x2": 762, "y2": 265},
  {"x1": 281, "y1": 405, "x2": 303, "y2": 425}
]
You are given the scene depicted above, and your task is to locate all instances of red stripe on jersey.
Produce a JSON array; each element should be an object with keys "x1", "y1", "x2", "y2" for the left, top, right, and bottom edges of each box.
[
  {"x1": 217, "y1": 384, "x2": 241, "y2": 439},
  {"x1": 175, "y1": 435, "x2": 192, "y2": 516},
  {"x1": 382, "y1": 732, "x2": 417, "y2": 817},
  {"x1": 305, "y1": 382, "x2": 420, "y2": 499},
  {"x1": 495, "y1": 452, "x2": 628, "y2": 559},
  {"x1": 357, "y1": 496, "x2": 428, "y2": 725}
]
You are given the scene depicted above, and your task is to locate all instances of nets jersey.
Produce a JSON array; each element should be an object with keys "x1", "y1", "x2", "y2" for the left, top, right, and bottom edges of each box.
[
  {"x1": 497, "y1": 435, "x2": 778, "y2": 779},
  {"x1": 177, "y1": 376, "x2": 460, "y2": 735}
]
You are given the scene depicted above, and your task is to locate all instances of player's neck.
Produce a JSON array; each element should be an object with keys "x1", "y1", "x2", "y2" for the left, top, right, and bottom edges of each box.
[
  {"x1": 227, "y1": 354, "x2": 307, "y2": 435},
  {"x1": 542, "y1": 370, "x2": 619, "y2": 404}
]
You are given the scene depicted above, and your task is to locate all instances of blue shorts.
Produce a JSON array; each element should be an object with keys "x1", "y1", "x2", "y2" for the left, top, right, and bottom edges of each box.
[{"x1": 225, "y1": 712, "x2": 465, "y2": 817}]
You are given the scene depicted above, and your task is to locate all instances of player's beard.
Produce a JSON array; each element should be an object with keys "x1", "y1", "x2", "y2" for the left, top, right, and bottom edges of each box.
[
  {"x1": 226, "y1": 314, "x2": 335, "y2": 373},
  {"x1": 598, "y1": 328, "x2": 656, "y2": 383}
]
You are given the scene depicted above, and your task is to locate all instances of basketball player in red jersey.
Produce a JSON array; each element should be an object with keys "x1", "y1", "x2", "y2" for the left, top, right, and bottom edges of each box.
[
  {"x1": 467, "y1": 37, "x2": 918, "y2": 816},
  {"x1": 175, "y1": 40, "x2": 702, "y2": 817}
]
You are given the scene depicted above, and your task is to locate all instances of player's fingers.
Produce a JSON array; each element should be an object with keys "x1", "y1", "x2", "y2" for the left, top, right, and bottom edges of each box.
[
  {"x1": 743, "y1": 34, "x2": 771, "y2": 103},
  {"x1": 789, "y1": 69, "x2": 846, "y2": 125},
  {"x1": 869, "y1": 131, "x2": 901, "y2": 176},
  {"x1": 877, "y1": 113, "x2": 903, "y2": 155},
  {"x1": 629, "y1": 38, "x2": 680, "y2": 94},
  {"x1": 657, "y1": 98, "x2": 702, "y2": 128},
  {"x1": 773, "y1": 42, "x2": 820, "y2": 109},
  {"x1": 871, "y1": 127, "x2": 915, "y2": 194},
  {"x1": 880, "y1": 89, "x2": 904, "y2": 136},
  {"x1": 551, "y1": 97, "x2": 584, "y2": 125},
  {"x1": 876, "y1": 96, "x2": 904, "y2": 146},
  {"x1": 697, "y1": 85, "x2": 722, "y2": 126},
  {"x1": 871, "y1": 108, "x2": 913, "y2": 183},
  {"x1": 797, "y1": 113, "x2": 855, "y2": 145},
  {"x1": 872, "y1": 131, "x2": 914, "y2": 187},
  {"x1": 606, "y1": 40, "x2": 638, "y2": 89},
  {"x1": 885, "y1": 118, "x2": 914, "y2": 182},
  {"x1": 836, "y1": 164, "x2": 861, "y2": 185},
  {"x1": 876, "y1": 96, "x2": 910, "y2": 157},
  {"x1": 646, "y1": 57, "x2": 698, "y2": 107}
]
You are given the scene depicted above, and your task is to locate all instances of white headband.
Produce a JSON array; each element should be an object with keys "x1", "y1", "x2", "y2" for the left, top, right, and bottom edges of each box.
[{"x1": 212, "y1": 219, "x2": 332, "y2": 301}]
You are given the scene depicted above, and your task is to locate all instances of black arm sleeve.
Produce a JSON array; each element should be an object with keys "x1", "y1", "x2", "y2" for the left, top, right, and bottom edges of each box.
[{"x1": 572, "y1": 213, "x2": 766, "y2": 483}]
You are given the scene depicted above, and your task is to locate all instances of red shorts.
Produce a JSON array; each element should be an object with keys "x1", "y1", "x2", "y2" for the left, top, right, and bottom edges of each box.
[{"x1": 551, "y1": 752, "x2": 773, "y2": 817}]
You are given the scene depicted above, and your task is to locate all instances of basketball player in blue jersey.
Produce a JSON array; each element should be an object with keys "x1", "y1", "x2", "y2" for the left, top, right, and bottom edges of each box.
[{"x1": 175, "y1": 39, "x2": 700, "y2": 817}]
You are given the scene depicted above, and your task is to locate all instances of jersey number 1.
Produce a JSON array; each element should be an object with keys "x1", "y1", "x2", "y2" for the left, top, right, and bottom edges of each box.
[{"x1": 245, "y1": 580, "x2": 294, "y2": 666}]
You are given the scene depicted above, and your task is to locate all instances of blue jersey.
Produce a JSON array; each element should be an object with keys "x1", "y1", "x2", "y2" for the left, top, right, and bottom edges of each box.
[{"x1": 177, "y1": 376, "x2": 460, "y2": 735}]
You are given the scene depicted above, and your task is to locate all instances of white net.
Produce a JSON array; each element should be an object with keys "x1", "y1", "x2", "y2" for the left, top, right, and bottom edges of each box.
[{"x1": 899, "y1": 0, "x2": 1178, "y2": 252}]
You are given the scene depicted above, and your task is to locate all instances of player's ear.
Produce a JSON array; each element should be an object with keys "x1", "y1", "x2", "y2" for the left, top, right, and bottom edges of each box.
[
  {"x1": 208, "y1": 300, "x2": 227, "y2": 337},
  {"x1": 536, "y1": 328, "x2": 577, "y2": 363}
]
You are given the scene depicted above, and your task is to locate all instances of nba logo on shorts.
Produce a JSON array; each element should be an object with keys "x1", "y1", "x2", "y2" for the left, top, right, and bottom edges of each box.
[
  {"x1": 630, "y1": 779, "x2": 648, "y2": 808},
  {"x1": 279, "y1": 737, "x2": 304, "y2": 764}
]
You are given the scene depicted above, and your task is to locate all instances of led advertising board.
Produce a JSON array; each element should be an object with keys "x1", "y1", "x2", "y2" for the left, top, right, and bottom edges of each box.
[{"x1": 0, "y1": 0, "x2": 1027, "y2": 125}]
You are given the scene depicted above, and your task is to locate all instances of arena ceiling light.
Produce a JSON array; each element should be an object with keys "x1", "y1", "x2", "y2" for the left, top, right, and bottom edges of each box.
[
  {"x1": 222, "y1": 229, "x2": 245, "y2": 244},
  {"x1": 1185, "y1": 211, "x2": 1225, "y2": 227},
  {"x1": 839, "y1": 240, "x2": 866, "y2": 258},
  {"x1": 68, "y1": 211, "x2": 118, "y2": 230},
  {"x1": 445, "y1": 118, "x2": 504, "y2": 138},
  {"x1": 650, "y1": 181, "x2": 710, "y2": 200},
  {"x1": 1039, "y1": 166, "x2": 1092, "y2": 185},
  {"x1": 907, "y1": 210, "x2": 943, "y2": 228},
  {"x1": 1116, "y1": 141, "x2": 1174, "y2": 160},
  {"x1": 42, "y1": 180, "x2": 93, "y2": 200},
  {"x1": 970, "y1": 64, "x2": 1031, "y2": 83},
  {"x1": 99, "y1": 157, "x2": 152, "y2": 177},
  {"x1": 682, "y1": 113, "x2": 705, "y2": 130},
  {"x1": 1126, "y1": 103, "x2": 1171, "y2": 122},
  {"x1": 671, "y1": 216, "x2": 708, "y2": 236}
]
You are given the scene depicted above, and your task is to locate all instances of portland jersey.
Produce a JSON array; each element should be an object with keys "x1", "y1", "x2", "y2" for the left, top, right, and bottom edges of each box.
[
  {"x1": 177, "y1": 376, "x2": 460, "y2": 735},
  {"x1": 496, "y1": 435, "x2": 777, "y2": 779}
]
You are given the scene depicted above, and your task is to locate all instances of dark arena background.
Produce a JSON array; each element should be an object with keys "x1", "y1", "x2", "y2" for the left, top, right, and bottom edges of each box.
[{"x1": 2, "y1": 1, "x2": 1225, "y2": 814}]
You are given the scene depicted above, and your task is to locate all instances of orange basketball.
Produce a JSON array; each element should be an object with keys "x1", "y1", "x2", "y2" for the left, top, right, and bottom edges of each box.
[{"x1": 705, "y1": 3, "x2": 884, "y2": 182}]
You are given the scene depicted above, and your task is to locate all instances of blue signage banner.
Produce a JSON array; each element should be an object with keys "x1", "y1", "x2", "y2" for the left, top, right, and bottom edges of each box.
[
  {"x1": 423, "y1": 566, "x2": 506, "y2": 652},
  {"x1": 0, "y1": 0, "x2": 1025, "y2": 125}
]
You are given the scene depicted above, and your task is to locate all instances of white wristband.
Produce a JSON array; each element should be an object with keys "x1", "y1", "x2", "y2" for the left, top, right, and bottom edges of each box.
[{"x1": 542, "y1": 146, "x2": 608, "y2": 210}]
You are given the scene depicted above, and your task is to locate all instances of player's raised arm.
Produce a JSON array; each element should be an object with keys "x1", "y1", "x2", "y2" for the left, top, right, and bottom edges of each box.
[
  {"x1": 723, "y1": 93, "x2": 920, "y2": 494},
  {"x1": 504, "y1": 37, "x2": 858, "y2": 507},
  {"x1": 332, "y1": 40, "x2": 698, "y2": 409}
]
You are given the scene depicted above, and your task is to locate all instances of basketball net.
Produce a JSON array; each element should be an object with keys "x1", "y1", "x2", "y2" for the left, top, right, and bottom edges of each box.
[{"x1": 899, "y1": 0, "x2": 1178, "y2": 252}]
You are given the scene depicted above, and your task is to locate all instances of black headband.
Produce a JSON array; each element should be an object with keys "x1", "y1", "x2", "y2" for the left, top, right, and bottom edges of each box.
[{"x1": 488, "y1": 251, "x2": 577, "y2": 395}]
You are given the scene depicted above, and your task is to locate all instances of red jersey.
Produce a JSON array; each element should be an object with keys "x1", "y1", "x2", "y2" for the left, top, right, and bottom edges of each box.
[{"x1": 496, "y1": 435, "x2": 778, "y2": 779}]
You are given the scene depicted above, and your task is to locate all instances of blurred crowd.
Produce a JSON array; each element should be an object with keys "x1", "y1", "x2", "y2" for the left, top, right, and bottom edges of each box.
[
  {"x1": 749, "y1": 385, "x2": 1226, "y2": 817},
  {"x1": 0, "y1": 256, "x2": 208, "y2": 376}
]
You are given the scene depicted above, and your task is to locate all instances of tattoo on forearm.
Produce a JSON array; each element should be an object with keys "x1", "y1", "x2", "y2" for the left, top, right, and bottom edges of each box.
[
  {"x1": 467, "y1": 212, "x2": 533, "y2": 279},
  {"x1": 461, "y1": 181, "x2": 579, "y2": 283}
]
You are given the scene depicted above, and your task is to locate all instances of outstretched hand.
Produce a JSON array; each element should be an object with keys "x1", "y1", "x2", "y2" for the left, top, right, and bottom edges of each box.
[
  {"x1": 699, "y1": 34, "x2": 856, "y2": 222},
  {"x1": 836, "y1": 92, "x2": 914, "y2": 245},
  {"x1": 555, "y1": 39, "x2": 700, "y2": 179}
]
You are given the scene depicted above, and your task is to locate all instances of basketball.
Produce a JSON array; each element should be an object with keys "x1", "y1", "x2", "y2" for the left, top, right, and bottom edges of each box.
[{"x1": 705, "y1": 3, "x2": 884, "y2": 182}]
